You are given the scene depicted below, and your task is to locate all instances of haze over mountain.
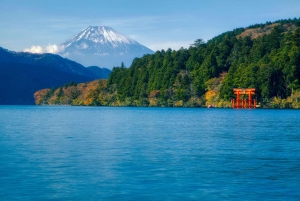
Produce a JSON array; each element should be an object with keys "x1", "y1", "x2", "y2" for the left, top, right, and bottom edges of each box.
[{"x1": 59, "y1": 26, "x2": 154, "y2": 68}]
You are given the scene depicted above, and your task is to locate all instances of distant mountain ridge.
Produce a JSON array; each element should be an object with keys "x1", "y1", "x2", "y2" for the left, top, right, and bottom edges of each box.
[
  {"x1": 59, "y1": 26, "x2": 154, "y2": 68},
  {"x1": 0, "y1": 47, "x2": 110, "y2": 79},
  {"x1": 0, "y1": 46, "x2": 111, "y2": 104}
]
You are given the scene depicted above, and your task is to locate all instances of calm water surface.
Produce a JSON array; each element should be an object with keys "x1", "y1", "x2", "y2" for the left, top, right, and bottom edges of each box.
[{"x1": 0, "y1": 106, "x2": 299, "y2": 200}]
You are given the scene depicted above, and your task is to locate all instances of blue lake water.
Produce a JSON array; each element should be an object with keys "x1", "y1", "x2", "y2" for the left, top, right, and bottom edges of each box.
[{"x1": 0, "y1": 106, "x2": 300, "y2": 200}]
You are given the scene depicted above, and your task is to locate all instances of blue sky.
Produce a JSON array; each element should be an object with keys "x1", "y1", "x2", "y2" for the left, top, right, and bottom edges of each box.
[{"x1": 1, "y1": 0, "x2": 300, "y2": 52}]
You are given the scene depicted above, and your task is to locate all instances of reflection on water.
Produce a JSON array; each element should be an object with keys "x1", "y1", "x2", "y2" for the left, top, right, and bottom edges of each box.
[{"x1": 0, "y1": 106, "x2": 300, "y2": 200}]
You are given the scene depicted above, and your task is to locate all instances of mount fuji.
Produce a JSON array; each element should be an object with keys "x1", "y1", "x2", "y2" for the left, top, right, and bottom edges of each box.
[{"x1": 59, "y1": 26, "x2": 154, "y2": 68}]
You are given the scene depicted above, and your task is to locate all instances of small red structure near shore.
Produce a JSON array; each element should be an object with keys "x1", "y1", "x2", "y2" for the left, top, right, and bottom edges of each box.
[{"x1": 232, "y1": 88, "x2": 256, "y2": 108}]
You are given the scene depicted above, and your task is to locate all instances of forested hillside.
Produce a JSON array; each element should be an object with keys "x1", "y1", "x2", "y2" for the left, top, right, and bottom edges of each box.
[{"x1": 35, "y1": 18, "x2": 300, "y2": 108}]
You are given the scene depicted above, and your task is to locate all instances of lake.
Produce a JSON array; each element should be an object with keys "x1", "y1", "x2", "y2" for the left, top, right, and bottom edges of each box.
[{"x1": 0, "y1": 106, "x2": 299, "y2": 200}]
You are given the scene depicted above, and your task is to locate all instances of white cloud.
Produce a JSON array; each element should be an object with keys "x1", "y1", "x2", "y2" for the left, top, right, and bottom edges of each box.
[
  {"x1": 24, "y1": 45, "x2": 43, "y2": 53},
  {"x1": 23, "y1": 44, "x2": 64, "y2": 54},
  {"x1": 46, "y1": 44, "x2": 65, "y2": 54}
]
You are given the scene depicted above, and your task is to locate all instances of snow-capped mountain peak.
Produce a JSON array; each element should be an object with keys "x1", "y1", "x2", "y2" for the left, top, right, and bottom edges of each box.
[
  {"x1": 62, "y1": 26, "x2": 137, "y2": 48},
  {"x1": 60, "y1": 26, "x2": 147, "y2": 51},
  {"x1": 59, "y1": 26, "x2": 154, "y2": 68}
]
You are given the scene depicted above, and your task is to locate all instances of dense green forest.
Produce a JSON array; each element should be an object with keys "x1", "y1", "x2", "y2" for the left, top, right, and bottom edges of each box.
[{"x1": 35, "y1": 18, "x2": 300, "y2": 108}]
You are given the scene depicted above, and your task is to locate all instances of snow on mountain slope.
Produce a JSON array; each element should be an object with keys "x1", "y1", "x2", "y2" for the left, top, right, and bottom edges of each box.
[
  {"x1": 62, "y1": 26, "x2": 136, "y2": 48},
  {"x1": 59, "y1": 26, "x2": 154, "y2": 68}
]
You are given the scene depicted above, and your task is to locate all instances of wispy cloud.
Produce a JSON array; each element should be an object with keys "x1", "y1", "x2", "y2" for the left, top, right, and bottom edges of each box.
[
  {"x1": 24, "y1": 44, "x2": 64, "y2": 54},
  {"x1": 23, "y1": 45, "x2": 43, "y2": 54}
]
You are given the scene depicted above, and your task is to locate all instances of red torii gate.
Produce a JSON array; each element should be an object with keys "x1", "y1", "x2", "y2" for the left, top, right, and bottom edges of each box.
[{"x1": 232, "y1": 88, "x2": 256, "y2": 108}]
